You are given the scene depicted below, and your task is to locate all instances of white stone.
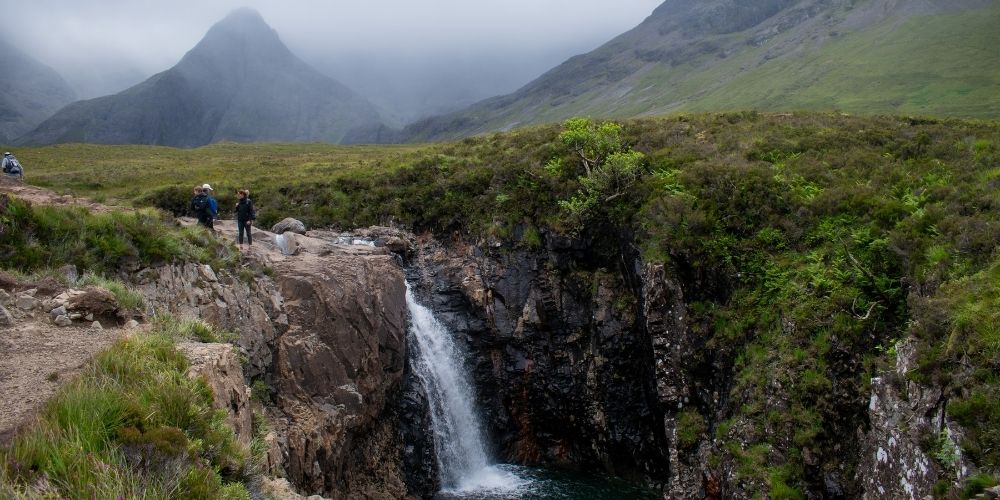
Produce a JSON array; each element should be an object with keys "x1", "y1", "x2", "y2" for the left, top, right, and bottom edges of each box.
[
  {"x1": 92, "y1": 321, "x2": 103, "y2": 330},
  {"x1": 126, "y1": 319, "x2": 140, "y2": 329},
  {"x1": 85, "y1": 313, "x2": 94, "y2": 321}
]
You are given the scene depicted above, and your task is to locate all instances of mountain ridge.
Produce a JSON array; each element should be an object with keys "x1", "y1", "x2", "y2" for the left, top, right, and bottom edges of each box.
[
  {"x1": 401, "y1": 0, "x2": 999, "y2": 142},
  {"x1": 18, "y1": 8, "x2": 386, "y2": 147},
  {"x1": 0, "y1": 38, "x2": 76, "y2": 143}
]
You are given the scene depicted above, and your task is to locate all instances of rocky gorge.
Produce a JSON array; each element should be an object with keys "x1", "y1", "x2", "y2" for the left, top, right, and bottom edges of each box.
[{"x1": 2, "y1": 208, "x2": 994, "y2": 499}]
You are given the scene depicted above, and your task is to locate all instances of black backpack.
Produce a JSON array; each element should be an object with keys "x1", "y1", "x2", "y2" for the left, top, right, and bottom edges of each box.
[{"x1": 191, "y1": 195, "x2": 209, "y2": 217}]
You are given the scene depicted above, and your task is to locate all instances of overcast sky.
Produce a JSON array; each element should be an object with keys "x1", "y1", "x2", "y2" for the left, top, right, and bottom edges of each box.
[{"x1": 4, "y1": 0, "x2": 662, "y2": 122}]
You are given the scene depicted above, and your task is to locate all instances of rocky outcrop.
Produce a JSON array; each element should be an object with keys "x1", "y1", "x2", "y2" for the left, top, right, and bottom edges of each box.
[
  {"x1": 135, "y1": 262, "x2": 283, "y2": 379},
  {"x1": 266, "y1": 245, "x2": 408, "y2": 498},
  {"x1": 857, "y1": 338, "x2": 975, "y2": 499},
  {"x1": 180, "y1": 342, "x2": 253, "y2": 446}
]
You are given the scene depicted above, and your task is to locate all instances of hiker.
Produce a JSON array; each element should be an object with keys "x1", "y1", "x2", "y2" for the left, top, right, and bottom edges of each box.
[
  {"x1": 2, "y1": 152, "x2": 24, "y2": 179},
  {"x1": 235, "y1": 189, "x2": 256, "y2": 246},
  {"x1": 202, "y1": 184, "x2": 219, "y2": 230},
  {"x1": 191, "y1": 185, "x2": 212, "y2": 228}
]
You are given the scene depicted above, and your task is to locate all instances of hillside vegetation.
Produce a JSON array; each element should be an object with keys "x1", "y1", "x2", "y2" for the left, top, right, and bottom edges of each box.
[
  {"x1": 404, "y1": 0, "x2": 1000, "y2": 141},
  {"x1": 8, "y1": 111, "x2": 1000, "y2": 495}
]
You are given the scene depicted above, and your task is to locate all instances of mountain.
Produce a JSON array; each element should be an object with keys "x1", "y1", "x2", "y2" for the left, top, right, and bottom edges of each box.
[
  {"x1": 19, "y1": 8, "x2": 386, "y2": 147},
  {"x1": 0, "y1": 38, "x2": 76, "y2": 143},
  {"x1": 403, "y1": 0, "x2": 1000, "y2": 142}
]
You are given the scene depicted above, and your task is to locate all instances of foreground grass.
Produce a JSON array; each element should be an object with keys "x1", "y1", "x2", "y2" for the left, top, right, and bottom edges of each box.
[{"x1": 0, "y1": 320, "x2": 256, "y2": 499}]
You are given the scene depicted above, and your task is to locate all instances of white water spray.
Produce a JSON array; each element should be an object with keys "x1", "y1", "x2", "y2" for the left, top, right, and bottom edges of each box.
[{"x1": 405, "y1": 283, "x2": 527, "y2": 495}]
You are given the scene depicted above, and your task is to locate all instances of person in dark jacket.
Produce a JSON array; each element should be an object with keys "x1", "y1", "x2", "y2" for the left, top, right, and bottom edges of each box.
[
  {"x1": 191, "y1": 185, "x2": 212, "y2": 228},
  {"x1": 235, "y1": 189, "x2": 256, "y2": 246}
]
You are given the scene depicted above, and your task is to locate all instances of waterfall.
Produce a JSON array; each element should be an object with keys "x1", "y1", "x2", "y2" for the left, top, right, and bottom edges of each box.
[{"x1": 405, "y1": 283, "x2": 526, "y2": 495}]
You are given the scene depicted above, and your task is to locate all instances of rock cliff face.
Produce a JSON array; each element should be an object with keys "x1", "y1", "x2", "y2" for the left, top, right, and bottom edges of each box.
[
  {"x1": 408, "y1": 236, "x2": 670, "y2": 486},
  {"x1": 267, "y1": 247, "x2": 408, "y2": 498},
  {"x1": 136, "y1": 224, "x2": 411, "y2": 499}
]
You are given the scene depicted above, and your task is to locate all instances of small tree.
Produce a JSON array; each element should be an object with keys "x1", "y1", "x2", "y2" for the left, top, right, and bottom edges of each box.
[
  {"x1": 555, "y1": 119, "x2": 647, "y2": 232},
  {"x1": 559, "y1": 117, "x2": 625, "y2": 176}
]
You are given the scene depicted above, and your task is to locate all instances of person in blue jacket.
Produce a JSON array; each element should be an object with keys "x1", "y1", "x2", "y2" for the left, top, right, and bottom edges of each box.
[{"x1": 202, "y1": 184, "x2": 219, "y2": 230}]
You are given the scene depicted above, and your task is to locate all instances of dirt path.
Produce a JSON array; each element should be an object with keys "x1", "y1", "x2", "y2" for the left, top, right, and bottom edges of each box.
[
  {"x1": 0, "y1": 175, "x2": 115, "y2": 212},
  {"x1": 0, "y1": 177, "x2": 125, "y2": 443},
  {"x1": 0, "y1": 318, "x2": 122, "y2": 443}
]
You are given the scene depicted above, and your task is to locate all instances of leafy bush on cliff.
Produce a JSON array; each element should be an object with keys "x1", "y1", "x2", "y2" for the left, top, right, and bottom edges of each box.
[{"x1": 0, "y1": 320, "x2": 253, "y2": 499}]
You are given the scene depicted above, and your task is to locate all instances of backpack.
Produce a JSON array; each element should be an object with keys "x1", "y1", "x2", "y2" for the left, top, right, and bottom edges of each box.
[
  {"x1": 191, "y1": 195, "x2": 209, "y2": 217},
  {"x1": 3, "y1": 157, "x2": 19, "y2": 174}
]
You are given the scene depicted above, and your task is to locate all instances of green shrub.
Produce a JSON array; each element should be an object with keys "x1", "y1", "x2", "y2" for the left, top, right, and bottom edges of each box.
[{"x1": 0, "y1": 196, "x2": 228, "y2": 278}]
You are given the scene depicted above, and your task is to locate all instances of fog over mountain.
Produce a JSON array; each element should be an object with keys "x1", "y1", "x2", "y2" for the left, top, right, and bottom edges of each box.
[{"x1": 5, "y1": 0, "x2": 662, "y2": 124}]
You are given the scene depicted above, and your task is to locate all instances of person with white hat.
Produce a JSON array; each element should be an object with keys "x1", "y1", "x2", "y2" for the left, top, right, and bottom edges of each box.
[{"x1": 201, "y1": 183, "x2": 219, "y2": 230}]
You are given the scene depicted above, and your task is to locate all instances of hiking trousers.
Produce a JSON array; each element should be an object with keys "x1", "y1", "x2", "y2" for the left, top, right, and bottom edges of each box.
[{"x1": 238, "y1": 219, "x2": 252, "y2": 245}]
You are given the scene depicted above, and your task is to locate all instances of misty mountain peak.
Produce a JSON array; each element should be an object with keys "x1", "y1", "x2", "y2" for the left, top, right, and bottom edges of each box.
[{"x1": 179, "y1": 6, "x2": 291, "y2": 74}]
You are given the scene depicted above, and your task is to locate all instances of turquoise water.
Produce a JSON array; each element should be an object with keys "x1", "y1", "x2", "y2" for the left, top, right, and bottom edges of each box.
[{"x1": 434, "y1": 464, "x2": 659, "y2": 500}]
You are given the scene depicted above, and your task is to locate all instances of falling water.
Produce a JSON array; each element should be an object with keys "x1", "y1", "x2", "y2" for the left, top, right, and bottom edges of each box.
[{"x1": 405, "y1": 283, "x2": 527, "y2": 495}]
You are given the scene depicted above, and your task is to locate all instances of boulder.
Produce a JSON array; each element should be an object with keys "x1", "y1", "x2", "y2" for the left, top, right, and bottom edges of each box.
[
  {"x1": 49, "y1": 305, "x2": 67, "y2": 319},
  {"x1": 0, "y1": 304, "x2": 13, "y2": 326},
  {"x1": 125, "y1": 319, "x2": 140, "y2": 329},
  {"x1": 15, "y1": 295, "x2": 38, "y2": 311},
  {"x1": 67, "y1": 287, "x2": 119, "y2": 320},
  {"x1": 58, "y1": 264, "x2": 79, "y2": 283},
  {"x1": 54, "y1": 315, "x2": 72, "y2": 327},
  {"x1": 271, "y1": 217, "x2": 307, "y2": 235}
]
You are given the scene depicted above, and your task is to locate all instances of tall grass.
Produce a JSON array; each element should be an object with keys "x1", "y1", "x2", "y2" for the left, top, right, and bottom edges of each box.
[
  {"x1": 0, "y1": 196, "x2": 232, "y2": 277},
  {"x1": 0, "y1": 319, "x2": 256, "y2": 499}
]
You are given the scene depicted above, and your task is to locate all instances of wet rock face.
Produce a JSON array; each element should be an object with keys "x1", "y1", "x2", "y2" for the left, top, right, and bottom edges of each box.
[
  {"x1": 409, "y1": 238, "x2": 669, "y2": 484},
  {"x1": 269, "y1": 250, "x2": 408, "y2": 498}
]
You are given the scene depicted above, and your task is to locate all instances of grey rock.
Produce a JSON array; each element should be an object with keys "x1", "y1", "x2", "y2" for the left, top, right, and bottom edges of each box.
[
  {"x1": 199, "y1": 265, "x2": 219, "y2": 282},
  {"x1": 58, "y1": 264, "x2": 79, "y2": 283},
  {"x1": 85, "y1": 313, "x2": 94, "y2": 321},
  {"x1": 54, "y1": 314, "x2": 72, "y2": 327},
  {"x1": 15, "y1": 295, "x2": 38, "y2": 310},
  {"x1": 68, "y1": 312, "x2": 83, "y2": 320},
  {"x1": 49, "y1": 305, "x2": 67, "y2": 318},
  {"x1": 0, "y1": 289, "x2": 10, "y2": 303},
  {"x1": 126, "y1": 319, "x2": 140, "y2": 329},
  {"x1": 91, "y1": 321, "x2": 103, "y2": 330},
  {"x1": 0, "y1": 304, "x2": 13, "y2": 326},
  {"x1": 271, "y1": 217, "x2": 307, "y2": 235}
]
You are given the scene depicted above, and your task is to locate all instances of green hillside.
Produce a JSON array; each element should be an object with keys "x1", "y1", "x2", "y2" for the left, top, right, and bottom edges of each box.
[
  {"x1": 404, "y1": 0, "x2": 1000, "y2": 141},
  {"x1": 685, "y1": 3, "x2": 1000, "y2": 117}
]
